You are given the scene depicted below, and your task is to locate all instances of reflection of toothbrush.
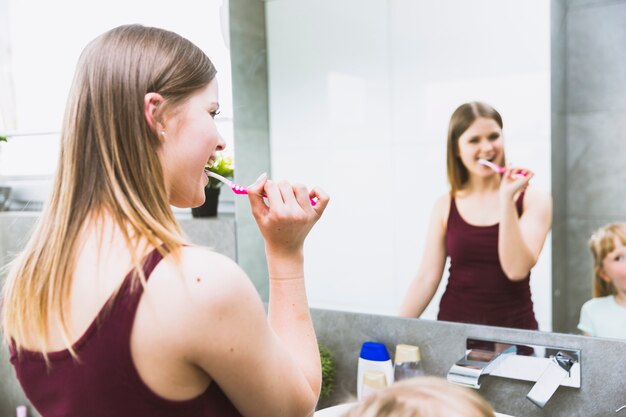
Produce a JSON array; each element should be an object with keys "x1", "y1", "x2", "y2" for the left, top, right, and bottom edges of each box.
[
  {"x1": 205, "y1": 170, "x2": 317, "y2": 205},
  {"x1": 478, "y1": 158, "x2": 506, "y2": 173},
  {"x1": 478, "y1": 159, "x2": 529, "y2": 176}
]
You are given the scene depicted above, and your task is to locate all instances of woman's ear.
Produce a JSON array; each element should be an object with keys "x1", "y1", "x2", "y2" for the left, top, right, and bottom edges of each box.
[{"x1": 144, "y1": 92, "x2": 166, "y2": 134}]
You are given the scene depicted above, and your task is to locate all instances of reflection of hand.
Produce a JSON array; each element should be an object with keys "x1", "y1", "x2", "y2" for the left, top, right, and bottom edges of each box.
[
  {"x1": 499, "y1": 165, "x2": 533, "y2": 202},
  {"x1": 247, "y1": 174, "x2": 330, "y2": 258}
]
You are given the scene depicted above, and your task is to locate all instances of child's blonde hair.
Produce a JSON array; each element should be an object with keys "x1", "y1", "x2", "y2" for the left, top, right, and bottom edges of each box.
[
  {"x1": 589, "y1": 223, "x2": 626, "y2": 297},
  {"x1": 341, "y1": 377, "x2": 495, "y2": 417}
]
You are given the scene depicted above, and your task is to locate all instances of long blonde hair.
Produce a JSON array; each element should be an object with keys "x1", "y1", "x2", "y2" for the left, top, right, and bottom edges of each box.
[
  {"x1": 2, "y1": 25, "x2": 217, "y2": 354},
  {"x1": 446, "y1": 102, "x2": 505, "y2": 195},
  {"x1": 342, "y1": 377, "x2": 495, "y2": 417},
  {"x1": 589, "y1": 223, "x2": 626, "y2": 298}
]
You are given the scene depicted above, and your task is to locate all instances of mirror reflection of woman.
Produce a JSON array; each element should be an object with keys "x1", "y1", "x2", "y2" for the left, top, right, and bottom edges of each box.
[{"x1": 400, "y1": 102, "x2": 552, "y2": 330}]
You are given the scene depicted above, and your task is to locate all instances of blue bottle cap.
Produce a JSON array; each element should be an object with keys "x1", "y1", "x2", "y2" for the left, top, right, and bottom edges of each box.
[{"x1": 359, "y1": 341, "x2": 390, "y2": 361}]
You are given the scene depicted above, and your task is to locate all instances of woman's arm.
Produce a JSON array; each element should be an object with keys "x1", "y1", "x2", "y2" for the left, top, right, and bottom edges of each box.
[
  {"x1": 250, "y1": 178, "x2": 329, "y2": 406},
  {"x1": 175, "y1": 177, "x2": 328, "y2": 417},
  {"x1": 399, "y1": 194, "x2": 449, "y2": 318},
  {"x1": 498, "y1": 168, "x2": 552, "y2": 281},
  {"x1": 172, "y1": 251, "x2": 320, "y2": 417}
]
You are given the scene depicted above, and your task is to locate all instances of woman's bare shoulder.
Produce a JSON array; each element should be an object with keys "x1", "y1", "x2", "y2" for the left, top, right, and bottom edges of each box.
[
  {"x1": 434, "y1": 192, "x2": 451, "y2": 208},
  {"x1": 131, "y1": 246, "x2": 268, "y2": 388},
  {"x1": 432, "y1": 193, "x2": 452, "y2": 225},
  {"x1": 145, "y1": 246, "x2": 264, "y2": 334}
]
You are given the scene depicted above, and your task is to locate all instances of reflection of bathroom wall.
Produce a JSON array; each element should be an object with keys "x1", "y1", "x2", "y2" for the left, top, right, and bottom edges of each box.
[
  {"x1": 264, "y1": 0, "x2": 552, "y2": 327},
  {"x1": 551, "y1": 0, "x2": 626, "y2": 333}
]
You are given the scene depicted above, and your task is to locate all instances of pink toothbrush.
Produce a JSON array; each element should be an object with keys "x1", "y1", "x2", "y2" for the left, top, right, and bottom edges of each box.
[
  {"x1": 477, "y1": 159, "x2": 529, "y2": 177},
  {"x1": 205, "y1": 170, "x2": 317, "y2": 205}
]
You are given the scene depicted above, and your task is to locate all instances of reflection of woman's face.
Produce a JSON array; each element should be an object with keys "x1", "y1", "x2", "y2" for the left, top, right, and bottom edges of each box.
[{"x1": 457, "y1": 117, "x2": 504, "y2": 178}]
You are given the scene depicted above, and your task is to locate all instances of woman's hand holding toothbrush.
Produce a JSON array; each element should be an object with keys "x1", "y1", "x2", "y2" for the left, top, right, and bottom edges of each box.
[
  {"x1": 477, "y1": 158, "x2": 533, "y2": 202},
  {"x1": 247, "y1": 173, "x2": 329, "y2": 278},
  {"x1": 499, "y1": 165, "x2": 534, "y2": 203}
]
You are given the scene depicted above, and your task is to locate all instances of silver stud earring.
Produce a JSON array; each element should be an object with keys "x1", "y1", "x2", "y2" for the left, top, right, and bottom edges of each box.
[{"x1": 160, "y1": 130, "x2": 166, "y2": 136}]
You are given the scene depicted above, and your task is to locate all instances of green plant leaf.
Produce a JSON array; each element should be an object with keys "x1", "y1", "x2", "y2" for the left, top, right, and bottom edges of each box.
[
  {"x1": 206, "y1": 154, "x2": 234, "y2": 189},
  {"x1": 319, "y1": 345, "x2": 335, "y2": 399},
  {"x1": 0, "y1": 134, "x2": 7, "y2": 142}
]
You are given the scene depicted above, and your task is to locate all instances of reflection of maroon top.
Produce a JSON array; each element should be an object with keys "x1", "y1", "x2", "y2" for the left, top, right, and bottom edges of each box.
[
  {"x1": 438, "y1": 194, "x2": 538, "y2": 330},
  {"x1": 10, "y1": 248, "x2": 244, "y2": 417}
]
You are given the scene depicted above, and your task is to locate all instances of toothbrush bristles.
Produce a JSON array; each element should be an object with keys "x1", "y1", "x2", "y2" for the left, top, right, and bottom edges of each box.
[{"x1": 205, "y1": 169, "x2": 249, "y2": 194}]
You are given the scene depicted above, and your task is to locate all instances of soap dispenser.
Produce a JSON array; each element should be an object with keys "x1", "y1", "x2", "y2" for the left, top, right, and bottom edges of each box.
[{"x1": 357, "y1": 341, "x2": 393, "y2": 400}]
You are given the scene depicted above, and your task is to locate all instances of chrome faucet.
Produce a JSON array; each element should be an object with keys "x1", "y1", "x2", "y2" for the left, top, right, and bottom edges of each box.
[
  {"x1": 447, "y1": 341, "x2": 516, "y2": 388},
  {"x1": 526, "y1": 352, "x2": 576, "y2": 408},
  {"x1": 447, "y1": 338, "x2": 580, "y2": 408}
]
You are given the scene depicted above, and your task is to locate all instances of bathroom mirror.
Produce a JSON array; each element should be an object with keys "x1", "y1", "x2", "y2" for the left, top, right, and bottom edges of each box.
[
  {"x1": 264, "y1": 0, "x2": 552, "y2": 328},
  {"x1": 232, "y1": 0, "x2": 625, "y2": 338}
]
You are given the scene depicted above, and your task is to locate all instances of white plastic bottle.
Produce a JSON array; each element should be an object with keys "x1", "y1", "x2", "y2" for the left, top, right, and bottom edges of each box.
[
  {"x1": 393, "y1": 344, "x2": 424, "y2": 381},
  {"x1": 357, "y1": 341, "x2": 394, "y2": 400}
]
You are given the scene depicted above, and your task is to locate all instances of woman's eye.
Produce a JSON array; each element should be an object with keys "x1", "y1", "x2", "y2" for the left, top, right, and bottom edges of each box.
[
  {"x1": 210, "y1": 110, "x2": 221, "y2": 118},
  {"x1": 616, "y1": 255, "x2": 624, "y2": 262},
  {"x1": 489, "y1": 134, "x2": 500, "y2": 141}
]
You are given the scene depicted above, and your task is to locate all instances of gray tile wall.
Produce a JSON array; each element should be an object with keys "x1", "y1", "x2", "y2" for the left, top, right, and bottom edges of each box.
[
  {"x1": 0, "y1": 212, "x2": 236, "y2": 416},
  {"x1": 313, "y1": 308, "x2": 626, "y2": 417},
  {"x1": 551, "y1": 0, "x2": 626, "y2": 332},
  {"x1": 551, "y1": 0, "x2": 569, "y2": 333},
  {"x1": 230, "y1": 0, "x2": 272, "y2": 301}
]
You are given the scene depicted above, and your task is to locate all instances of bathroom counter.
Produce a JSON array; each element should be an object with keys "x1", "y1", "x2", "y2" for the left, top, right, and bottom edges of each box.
[{"x1": 311, "y1": 308, "x2": 626, "y2": 417}]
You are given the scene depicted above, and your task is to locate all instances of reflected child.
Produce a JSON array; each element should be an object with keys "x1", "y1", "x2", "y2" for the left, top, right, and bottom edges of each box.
[{"x1": 578, "y1": 223, "x2": 626, "y2": 339}]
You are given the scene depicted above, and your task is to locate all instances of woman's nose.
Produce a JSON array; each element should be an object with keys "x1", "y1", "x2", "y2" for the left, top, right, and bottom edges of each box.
[
  {"x1": 480, "y1": 139, "x2": 494, "y2": 152},
  {"x1": 216, "y1": 133, "x2": 226, "y2": 151}
]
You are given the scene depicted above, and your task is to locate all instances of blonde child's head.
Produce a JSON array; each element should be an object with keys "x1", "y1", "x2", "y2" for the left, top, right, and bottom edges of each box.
[
  {"x1": 589, "y1": 223, "x2": 626, "y2": 297},
  {"x1": 341, "y1": 377, "x2": 495, "y2": 417}
]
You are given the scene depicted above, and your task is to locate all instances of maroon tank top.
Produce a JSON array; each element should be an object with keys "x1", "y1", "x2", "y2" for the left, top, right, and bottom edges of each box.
[
  {"x1": 10, "y1": 248, "x2": 244, "y2": 417},
  {"x1": 438, "y1": 194, "x2": 538, "y2": 330}
]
